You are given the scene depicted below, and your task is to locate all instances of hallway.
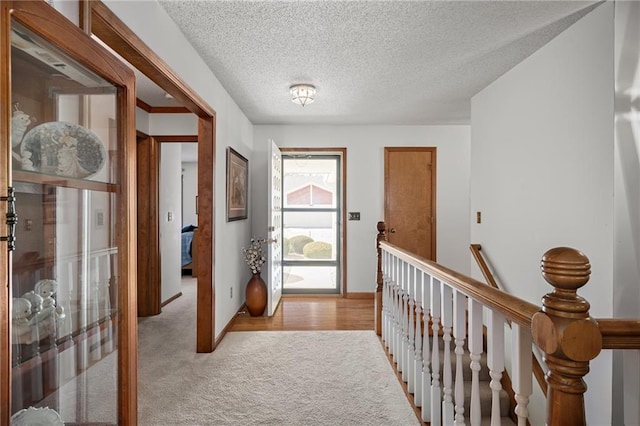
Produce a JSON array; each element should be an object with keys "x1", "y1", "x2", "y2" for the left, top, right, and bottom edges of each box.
[{"x1": 229, "y1": 296, "x2": 374, "y2": 331}]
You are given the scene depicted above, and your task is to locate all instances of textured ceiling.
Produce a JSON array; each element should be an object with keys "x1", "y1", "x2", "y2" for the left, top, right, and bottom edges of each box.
[{"x1": 154, "y1": 0, "x2": 600, "y2": 125}]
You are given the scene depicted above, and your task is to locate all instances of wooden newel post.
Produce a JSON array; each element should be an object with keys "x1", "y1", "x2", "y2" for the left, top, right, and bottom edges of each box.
[
  {"x1": 531, "y1": 247, "x2": 602, "y2": 426},
  {"x1": 375, "y1": 221, "x2": 387, "y2": 336}
]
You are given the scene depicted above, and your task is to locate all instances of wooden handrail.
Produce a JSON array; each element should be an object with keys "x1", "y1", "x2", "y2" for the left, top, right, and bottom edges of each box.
[
  {"x1": 381, "y1": 241, "x2": 539, "y2": 329},
  {"x1": 469, "y1": 244, "x2": 501, "y2": 290},
  {"x1": 470, "y1": 243, "x2": 547, "y2": 397},
  {"x1": 378, "y1": 222, "x2": 640, "y2": 426},
  {"x1": 596, "y1": 318, "x2": 640, "y2": 349}
]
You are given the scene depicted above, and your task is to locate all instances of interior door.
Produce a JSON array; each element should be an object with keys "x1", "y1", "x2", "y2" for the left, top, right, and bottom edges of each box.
[
  {"x1": 267, "y1": 139, "x2": 283, "y2": 316},
  {"x1": 384, "y1": 147, "x2": 437, "y2": 260}
]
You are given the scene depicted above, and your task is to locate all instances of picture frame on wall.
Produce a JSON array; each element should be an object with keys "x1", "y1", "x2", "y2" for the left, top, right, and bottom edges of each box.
[{"x1": 226, "y1": 147, "x2": 248, "y2": 221}]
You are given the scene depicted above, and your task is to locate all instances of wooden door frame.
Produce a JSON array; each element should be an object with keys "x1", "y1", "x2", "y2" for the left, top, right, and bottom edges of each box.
[
  {"x1": 136, "y1": 132, "x2": 160, "y2": 317},
  {"x1": 384, "y1": 147, "x2": 437, "y2": 260},
  {"x1": 85, "y1": 1, "x2": 217, "y2": 355},
  {"x1": 280, "y1": 148, "x2": 348, "y2": 297},
  {"x1": 136, "y1": 133, "x2": 198, "y2": 317}
]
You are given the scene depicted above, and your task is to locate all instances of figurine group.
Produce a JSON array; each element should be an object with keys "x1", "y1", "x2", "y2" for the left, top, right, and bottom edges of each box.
[{"x1": 12, "y1": 279, "x2": 65, "y2": 344}]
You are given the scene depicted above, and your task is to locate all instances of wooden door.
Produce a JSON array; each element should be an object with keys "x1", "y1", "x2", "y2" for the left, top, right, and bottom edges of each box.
[
  {"x1": 384, "y1": 147, "x2": 436, "y2": 260},
  {"x1": 266, "y1": 139, "x2": 282, "y2": 315}
]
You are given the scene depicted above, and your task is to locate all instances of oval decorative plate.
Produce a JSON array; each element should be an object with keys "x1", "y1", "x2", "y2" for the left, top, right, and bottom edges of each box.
[{"x1": 20, "y1": 121, "x2": 107, "y2": 179}]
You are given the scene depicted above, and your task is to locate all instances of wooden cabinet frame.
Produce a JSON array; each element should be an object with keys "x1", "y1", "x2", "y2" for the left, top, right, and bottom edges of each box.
[{"x1": 0, "y1": 1, "x2": 137, "y2": 423}]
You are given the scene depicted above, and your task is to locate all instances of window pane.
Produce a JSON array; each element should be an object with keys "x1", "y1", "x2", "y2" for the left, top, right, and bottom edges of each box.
[
  {"x1": 283, "y1": 212, "x2": 336, "y2": 261},
  {"x1": 284, "y1": 266, "x2": 337, "y2": 290},
  {"x1": 283, "y1": 158, "x2": 337, "y2": 208}
]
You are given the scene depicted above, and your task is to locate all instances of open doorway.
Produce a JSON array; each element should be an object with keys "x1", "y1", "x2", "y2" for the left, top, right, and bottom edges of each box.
[{"x1": 88, "y1": 2, "x2": 216, "y2": 352}]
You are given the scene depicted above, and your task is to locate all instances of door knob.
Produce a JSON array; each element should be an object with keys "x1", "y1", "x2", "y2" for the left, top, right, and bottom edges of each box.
[
  {"x1": 265, "y1": 238, "x2": 278, "y2": 244},
  {"x1": 389, "y1": 228, "x2": 396, "y2": 233}
]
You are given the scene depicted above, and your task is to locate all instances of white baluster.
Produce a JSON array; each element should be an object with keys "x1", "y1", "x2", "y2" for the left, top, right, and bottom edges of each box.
[
  {"x1": 413, "y1": 270, "x2": 423, "y2": 408},
  {"x1": 388, "y1": 257, "x2": 394, "y2": 351},
  {"x1": 488, "y1": 310, "x2": 505, "y2": 426},
  {"x1": 430, "y1": 278, "x2": 442, "y2": 426},
  {"x1": 398, "y1": 260, "x2": 406, "y2": 375},
  {"x1": 512, "y1": 323, "x2": 532, "y2": 426},
  {"x1": 382, "y1": 250, "x2": 388, "y2": 346},
  {"x1": 402, "y1": 261, "x2": 410, "y2": 380},
  {"x1": 393, "y1": 257, "x2": 402, "y2": 362},
  {"x1": 90, "y1": 255, "x2": 102, "y2": 362},
  {"x1": 390, "y1": 255, "x2": 397, "y2": 359},
  {"x1": 441, "y1": 283, "x2": 454, "y2": 424},
  {"x1": 421, "y1": 273, "x2": 432, "y2": 422},
  {"x1": 59, "y1": 261, "x2": 76, "y2": 382},
  {"x1": 407, "y1": 265, "x2": 415, "y2": 392},
  {"x1": 453, "y1": 290, "x2": 467, "y2": 425},
  {"x1": 468, "y1": 299, "x2": 483, "y2": 426}
]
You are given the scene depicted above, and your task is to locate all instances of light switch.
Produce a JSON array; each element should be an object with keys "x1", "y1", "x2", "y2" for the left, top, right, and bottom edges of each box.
[
  {"x1": 476, "y1": 211, "x2": 481, "y2": 224},
  {"x1": 348, "y1": 212, "x2": 361, "y2": 221}
]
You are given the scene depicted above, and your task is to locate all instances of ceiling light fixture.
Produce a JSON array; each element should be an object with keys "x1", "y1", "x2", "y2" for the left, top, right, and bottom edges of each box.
[{"x1": 290, "y1": 84, "x2": 316, "y2": 107}]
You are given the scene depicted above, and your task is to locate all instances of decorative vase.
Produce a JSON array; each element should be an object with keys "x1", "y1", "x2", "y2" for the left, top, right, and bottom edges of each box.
[{"x1": 245, "y1": 272, "x2": 267, "y2": 317}]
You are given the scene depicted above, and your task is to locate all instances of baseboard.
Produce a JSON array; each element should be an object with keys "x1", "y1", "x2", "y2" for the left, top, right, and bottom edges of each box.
[
  {"x1": 161, "y1": 292, "x2": 182, "y2": 307},
  {"x1": 214, "y1": 304, "x2": 247, "y2": 347},
  {"x1": 346, "y1": 292, "x2": 374, "y2": 299}
]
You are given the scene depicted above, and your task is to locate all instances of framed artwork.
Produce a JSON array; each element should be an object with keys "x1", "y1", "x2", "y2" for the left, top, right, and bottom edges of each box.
[{"x1": 226, "y1": 147, "x2": 248, "y2": 221}]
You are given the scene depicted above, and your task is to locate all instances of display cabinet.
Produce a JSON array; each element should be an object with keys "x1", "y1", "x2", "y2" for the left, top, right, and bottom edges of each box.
[{"x1": 1, "y1": 2, "x2": 137, "y2": 424}]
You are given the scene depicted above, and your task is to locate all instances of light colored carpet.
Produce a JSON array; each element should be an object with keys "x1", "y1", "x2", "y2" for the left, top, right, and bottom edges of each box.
[{"x1": 137, "y1": 279, "x2": 419, "y2": 425}]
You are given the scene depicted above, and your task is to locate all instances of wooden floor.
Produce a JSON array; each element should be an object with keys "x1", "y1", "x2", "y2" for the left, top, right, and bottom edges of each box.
[{"x1": 229, "y1": 296, "x2": 374, "y2": 331}]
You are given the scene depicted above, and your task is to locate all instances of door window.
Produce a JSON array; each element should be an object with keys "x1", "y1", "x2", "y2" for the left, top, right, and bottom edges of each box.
[{"x1": 282, "y1": 155, "x2": 341, "y2": 294}]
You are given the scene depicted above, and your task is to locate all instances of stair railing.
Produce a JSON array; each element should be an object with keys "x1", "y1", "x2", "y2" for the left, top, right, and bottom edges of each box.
[
  {"x1": 374, "y1": 221, "x2": 640, "y2": 426},
  {"x1": 470, "y1": 244, "x2": 547, "y2": 397}
]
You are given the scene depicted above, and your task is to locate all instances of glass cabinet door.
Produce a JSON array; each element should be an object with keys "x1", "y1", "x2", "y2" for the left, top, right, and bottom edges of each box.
[{"x1": 2, "y1": 2, "x2": 137, "y2": 424}]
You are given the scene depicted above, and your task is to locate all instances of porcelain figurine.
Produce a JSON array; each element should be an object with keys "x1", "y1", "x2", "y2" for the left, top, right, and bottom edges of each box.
[
  {"x1": 11, "y1": 104, "x2": 34, "y2": 162},
  {"x1": 35, "y1": 279, "x2": 59, "y2": 309},
  {"x1": 21, "y1": 290, "x2": 43, "y2": 315},
  {"x1": 12, "y1": 297, "x2": 32, "y2": 341},
  {"x1": 21, "y1": 151, "x2": 34, "y2": 171}
]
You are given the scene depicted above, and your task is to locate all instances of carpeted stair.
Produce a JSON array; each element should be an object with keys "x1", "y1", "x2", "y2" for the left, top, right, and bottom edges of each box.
[{"x1": 394, "y1": 334, "x2": 517, "y2": 425}]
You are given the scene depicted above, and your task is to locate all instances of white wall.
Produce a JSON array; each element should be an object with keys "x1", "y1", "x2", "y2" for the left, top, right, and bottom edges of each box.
[
  {"x1": 135, "y1": 108, "x2": 150, "y2": 134},
  {"x1": 252, "y1": 125, "x2": 471, "y2": 293},
  {"x1": 613, "y1": 1, "x2": 640, "y2": 424},
  {"x1": 148, "y1": 114, "x2": 197, "y2": 135},
  {"x1": 159, "y1": 144, "x2": 182, "y2": 303},
  {"x1": 101, "y1": 1, "x2": 254, "y2": 338},
  {"x1": 470, "y1": 3, "x2": 614, "y2": 424}
]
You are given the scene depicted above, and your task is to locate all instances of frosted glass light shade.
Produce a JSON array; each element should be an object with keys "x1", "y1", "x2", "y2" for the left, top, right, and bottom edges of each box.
[{"x1": 290, "y1": 84, "x2": 316, "y2": 107}]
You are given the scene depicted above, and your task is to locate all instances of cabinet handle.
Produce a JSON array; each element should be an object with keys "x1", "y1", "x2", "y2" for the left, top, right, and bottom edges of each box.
[
  {"x1": 1, "y1": 187, "x2": 17, "y2": 251},
  {"x1": 389, "y1": 228, "x2": 397, "y2": 233}
]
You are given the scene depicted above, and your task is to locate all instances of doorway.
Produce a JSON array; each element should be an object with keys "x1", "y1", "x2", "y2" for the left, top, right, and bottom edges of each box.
[
  {"x1": 88, "y1": 2, "x2": 216, "y2": 352},
  {"x1": 384, "y1": 147, "x2": 437, "y2": 260},
  {"x1": 281, "y1": 150, "x2": 346, "y2": 294}
]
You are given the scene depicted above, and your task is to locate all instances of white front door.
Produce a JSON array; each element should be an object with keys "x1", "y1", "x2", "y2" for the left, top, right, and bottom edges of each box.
[{"x1": 266, "y1": 139, "x2": 282, "y2": 316}]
